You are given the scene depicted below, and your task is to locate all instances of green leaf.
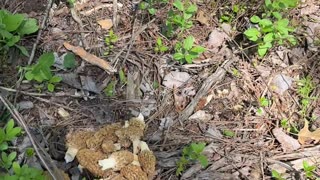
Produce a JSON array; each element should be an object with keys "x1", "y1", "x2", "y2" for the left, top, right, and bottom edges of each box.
[
  {"x1": 14, "y1": 45, "x2": 29, "y2": 57},
  {"x1": 6, "y1": 119, "x2": 14, "y2": 133},
  {"x1": 6, "y1": 35, "x2": 20, "y2": 47},
  {"x1": 272, "y1": 12, "x2": 282, "y2": 19},
  {"x1": 173, "y1": 0, "x2": 184, "y2": 11},
  {"x1": 138, "y1": 2, "x2": 148, "y2": 10},
  {"x1": 277, "y1": 18, "x2": 289, "y2": 27},
  {"x1": 50, "y1": 76, "x2": 62, "y2": 83},
  {"x1": 0, "y1": 29, "x2": 13, "y2": 39},
  {"x1": 244, "y1": 28, "x2": 260, "y2": 41},
  {"x1": 63, "y1": 52, "x2": 76, "y2": 69},
  {"x1": 47, "y1": 83, "x2": 55, "y2": 92},
  {"x1": 0, "y1": 129, "x2": 5, "y2": 143},
  {"x1": 119, "y1": 69, "x2": 127, "y2": 84},
  {"x1": 183, "y1": 36, "x2": 194, "y2": 50},
  {"x1": 186, "y1": 4, "x2": 197, "y2": 13},
  {"x1": 190, "y1": 46, "x2": 205, "y2": 53},
  {"x1": 8, "y1": 152, "x2": 17, "y2": 162},
  {"x1": 148, "y1": 8, "x2": 156, "y2": 15},
  {"x1": 2, "y1": 13, "x2": 24, "y2": 32},
  {"x1": 156, "y1": 37, "x2": 162, "y2": 46},
  {"x1": 0, "y1": 142, "x2": 8, "y2": 151},
  {"x1": 104, "y1": 81, "x2": 116, "y2": 97},
  {"x1": 259, "y1": 19, "x2": 272, "y2": 28},
  {"x1": 258, "y1": 42, "x2": 272, "y2": 57},
  {"x1": 173, "y1": 53, "x2": 184, "y2": 60},
  {"x1": 263, "y1": 33, "x2": 274, "y2": 43},
  {"x1": 265, "y1": 0, "x2": 272, "y2": 9},
  {"x1": 191, "y1": 143, "x2": 205, "y2": 154},
  {"x1": 12, "y1": 162, "x2": 21, "y2": 175},
  {"x1": 223, "y1": 129, "x2": 235, "y2": 137},
  {"x1": 185, "y1": 54, "x2": 197, "y2": 63},
  {"x1": 183, "y1": 12, "x2": 193, "y2": 20},
  {"x1": 250, "y1": 15, "x2": 261, "y2": 23},
  {"x1": 38, "y1": 52, "x2": 54, "y2": 67},
  {"x1": 5, "y1": 127, "x2": 22, "y2": 141},
  {"x1": 198, "y1": 154, "x2": 208, "y2": 167},
  {"x1": 25, "y1": 71, "x2": 34, "y2": 81},
  {"x1": 17, "y1": 18, "x2": 38, "y2": 35}
]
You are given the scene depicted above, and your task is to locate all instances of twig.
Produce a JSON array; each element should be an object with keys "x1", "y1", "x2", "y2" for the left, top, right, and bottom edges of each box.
[
  {"x1": 113, "y1": 0, "x2": 118, "y2": 30},
  {"x1": 0, "y1": 95, "x2": 63, "y2": 180},
  {"x1": 178, "y1": 59, "x2": 234, "y2": 122}
]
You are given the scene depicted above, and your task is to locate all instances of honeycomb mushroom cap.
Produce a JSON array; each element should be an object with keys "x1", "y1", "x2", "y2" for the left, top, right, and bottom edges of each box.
[
  {"x1": 101, "y1": 139, "x2": 121, "y2": 154},
  {"x1": 99, "y1": 150, "x2": 134, "y2": 171},
  {"x1": 138, "y1": 141, "x2": 156, "y2": 178},
  {"x1": 120, "y1": 164, "x2": 148, "y2": 180},
  {"x1": 86, "y1": 123, "x2": 122, "y2": 149},
  {"x1": 65, "y1": 131, "x2": 94, "y2": 163},
  {"x1": 76, "y1": 149, "x2": 108, "y2": 177}
]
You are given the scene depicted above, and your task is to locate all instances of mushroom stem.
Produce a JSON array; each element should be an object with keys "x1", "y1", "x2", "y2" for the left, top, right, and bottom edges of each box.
[{"x1": 65, "y1": 147, "x2": 79, "y2": 163}]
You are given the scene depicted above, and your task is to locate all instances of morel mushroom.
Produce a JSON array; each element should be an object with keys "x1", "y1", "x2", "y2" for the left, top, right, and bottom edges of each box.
[
  {"x1": 138, "y1": 141, "x2": 156, "y2": 179},
  {"x1": 120, "y1": 164, "x2": 148, "y2": 180},
  {"x1": 76, "y1": 149, "x2": 109, "y2": 177},
  {"x1": 99, "y1": 150, "x2": 134, "y2": 171},
  {"x1": 65, "y1": 131, "x2": 94, "y2": 163},
  {"x1": 115, "y1": 114, "x2": 145, "y2": 154}
]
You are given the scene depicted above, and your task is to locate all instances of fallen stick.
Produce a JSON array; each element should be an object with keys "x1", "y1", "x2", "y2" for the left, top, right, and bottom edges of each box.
[
  {"x1": 178, "y1": 59, "x2": 234, "y2": 122},
  {"x1": 63, "y1": 42, "x2": 117, "y2": 74}
]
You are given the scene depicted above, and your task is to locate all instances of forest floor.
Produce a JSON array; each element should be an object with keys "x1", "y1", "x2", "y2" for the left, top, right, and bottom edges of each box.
[{"x1": 1, "y1": 0, "x2": 320, "y2": 179}]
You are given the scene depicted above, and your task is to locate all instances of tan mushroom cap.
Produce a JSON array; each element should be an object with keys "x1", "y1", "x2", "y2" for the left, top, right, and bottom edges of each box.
[
  {"x1": 65, "y1": 131, "x2": 94, "y2": 163},
  {"x1": 76, "y1": 149, "x2": 108, "y2": 177},
  {"x1": 86, "y1": 123, "x2": 122, "y2": 149},
  {"x1": 138, "y1": 141, "x2": 156, "y2": 179},
  {"x1": 120, "y1": 164, "x2": 148, "y2": 180},
  {"x1": 99, "y1": 150, "x2": 134, "y2": 171},
  {"x1": 101, "y1": 139, "x2": 121, "y2": 154}
]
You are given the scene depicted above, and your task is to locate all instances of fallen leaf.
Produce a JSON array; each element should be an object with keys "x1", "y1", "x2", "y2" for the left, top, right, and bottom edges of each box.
[
  {"x1": 272, "y1": 128, "x2": 300, "y2": 152},
  {"x1": 163, "y1": 71, "x2": 190, "y2": 89},
  {"x1": 189, "y1": 110, "x2": 213, "y2": 122},
  {"x1": 63, "y1": 42, "x2": 116, "y2": 74},
  {"x1": 58, "y1": 108, "x2": 70, "y2": 119},
  {"x1": 298, "y1": 120, "x2": 320, "y2": 144},
  {"x1": 270, "y1": 74, "x2": 293, "y2": 95},
  {"x1": 196, "y1": 10, "x2": 209, "y2": 26},
  {"x1": 173, "y1": 86, "x2": 188, "y2": 112},
  {"x1": 207, "y1": 29, "x2": 227, "y2": 51},
  {"x1": 97, "y1": 19, "x2": 113, "y2": 30}
]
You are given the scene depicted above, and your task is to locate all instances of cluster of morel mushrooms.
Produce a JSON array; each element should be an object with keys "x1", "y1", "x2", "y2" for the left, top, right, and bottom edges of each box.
[{"x1": 64, "y1": 114, "x2": 156, "y2": 180}]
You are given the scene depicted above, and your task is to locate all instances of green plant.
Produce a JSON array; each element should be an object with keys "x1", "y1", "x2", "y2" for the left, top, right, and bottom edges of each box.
[
  {"x1": 176, "y1": 142, "x2": 208, "y2": 175},
  {"x1": 164, "y1": 0, "x2": 197, "y2": 36},
  {"x1": 219, "y1": 4, "x2": 246, "y2": 23},
  {"x1": 271, "y1": 170, "x2": 285, "y2": 180},
  {"x1": 139, "y1": 0, "x2": 168, "y2": 15},
  {"x1": 24, "y1": 52, "x2": 62, "y2": 92},
  {"x1": 297, "y1": 76, "x2": 316, "y2": 117},
  {"x1": 303, "y1": 161, "x2": 317, "y2": 178},
  {"x1": 0, "y1": 9, "x2": 38, "y2": 57},
  {"x1": 243, "y1": 0, "x2": 298, "y2": 57},
  {"x1": 104, "y1": 80, "x2": 117, "y2": 97},
  {"x1": 154, "y1": 37, "x2": 168, "y2": 53},
  {"x1": 0, "y1": 119, "x2": 45, "y2": 179},
  {"x1": 104, "y1": 30, "x2": 118, "y2": 55},
  {"x1": 223, "y1": 129, "x2": 235, "y2": 137},
  {"x1": 173, "y1": 36, "x2": 205, "y2": 64},
  {"x1": 257, "y1": 96, "x2": 270, "y2": 115},
  {"x1": 119, "y1": 69, "x2": 127, "y2": 84}
]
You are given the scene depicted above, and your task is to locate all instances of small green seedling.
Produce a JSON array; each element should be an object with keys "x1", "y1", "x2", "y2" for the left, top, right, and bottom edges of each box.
[
  {"x1": 154, "y1": 37, "x2": 168, "y2": 53},
  {"x1": 63, "y1": 52, "x2": 76, "y2": 69},
  {"x1": 0, "y1": 9, "x2": 39, "y2": 57},
  {"x1": 0, "y1": 119, "x2": 21, "y2": 151},
  {"x1": 104, "y1": 80, "x2": 117, "y2": 97},
  {"x1": 223, "y1": 129, "x2": 235, "y2": 137},
  {"x1": 298, "y1": 76, "x2": 316, "y2": 117},
  {"x1": 104, "y1": 30, "x2": 118, "y2": 55},
  {"x1": 24, "y1": 52, "x2": 62, "y2": 92},
  {"x1": 138, "y1": 0, "x2": 168, "y2": 15},
  {"x1": 243, "y1": 0, "x2": 298, "y2": 57},
  {"x1": 303, "y1": 161, "x2": 317, "y2": 178},
  {"x1": 176, "y1": 142, "x2": 208, "y2": 175},
  {"x1": 173, "y1": 36, "x2": 205, "y2": 64},
  {"x1": 219, "y1": 4, "x2": 246, "y2": 23},
  {"x1": 164, "y1": 0, "x2": 197, "y2": 36},
  {"x1": 257, "y1": 97, "x2": 270, "y2": 116},
  {"x1": 271, "y1": 170, "x2": 285, "y2": 180},
  {"x1": 119, "y1": 69, "x2": 127, "y2": 84}
]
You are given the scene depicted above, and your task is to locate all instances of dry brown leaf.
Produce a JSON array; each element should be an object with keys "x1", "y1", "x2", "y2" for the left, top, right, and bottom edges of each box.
[
  {"x1": 272, "y1": 128, "x2": 300, "y2": 152},
  {"x1": 196, "y1": 10, "x2": 209, "y2": 26},
  {"x1": 97, "y1": 19, "x2": 113, "y2": 30},
  {"x1": 173, "y1": 86, "x2": 188, "y2": 112},
  {"x1": 63, "y1": 42, "x2": 116, "y2": 74},
  {"x1": 298, "y1": 120, "x2": 320, "y2": 144}
]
